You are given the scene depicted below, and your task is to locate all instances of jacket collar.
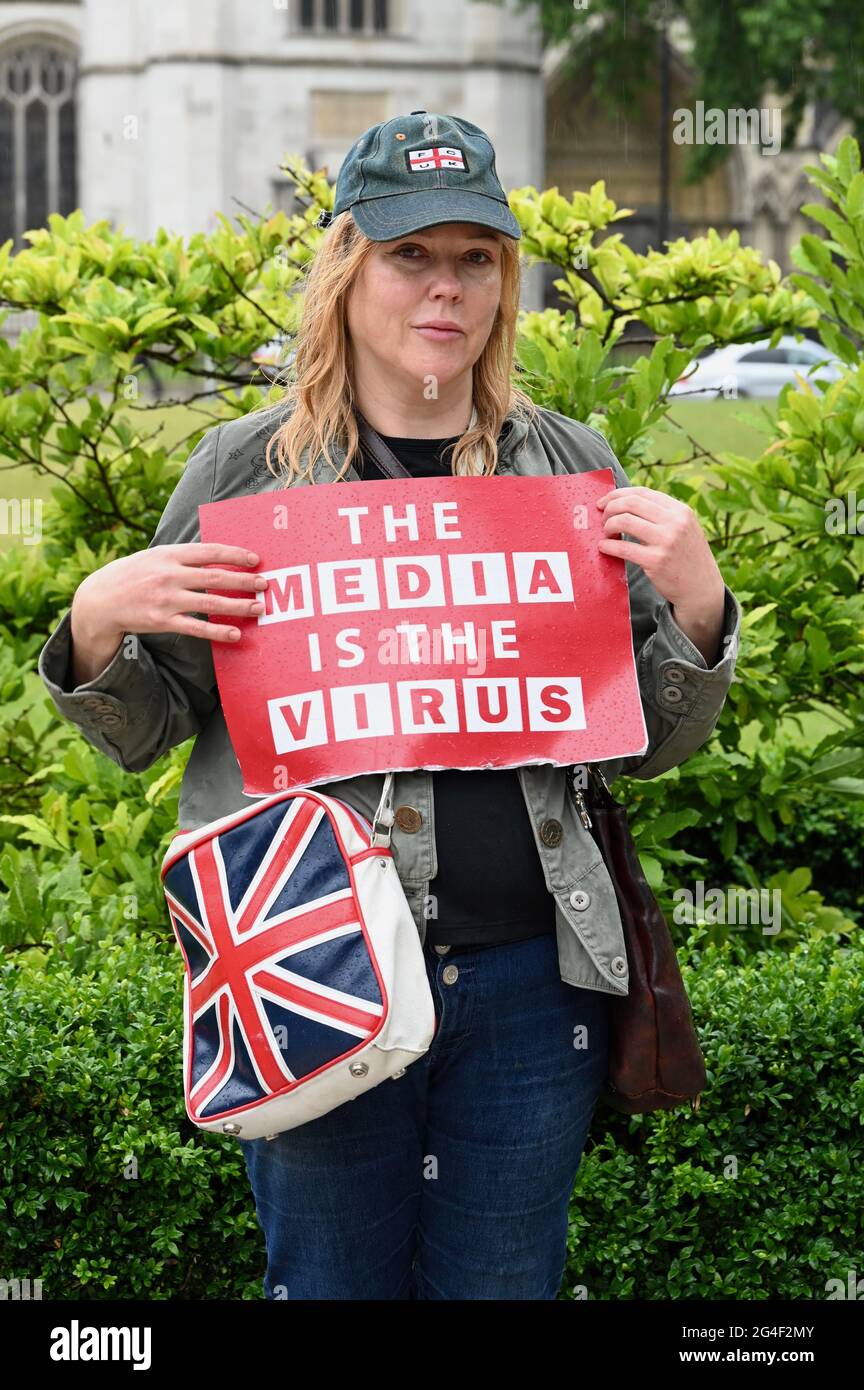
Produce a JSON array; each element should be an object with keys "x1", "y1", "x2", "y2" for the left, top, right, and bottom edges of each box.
[{"x1": 306, "y1": 408, "x2": 532, "y2": 484}]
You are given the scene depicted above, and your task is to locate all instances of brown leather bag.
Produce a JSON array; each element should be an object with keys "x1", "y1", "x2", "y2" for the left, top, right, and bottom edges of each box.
[{"x1": 567, "y1": 763, "x2": 707, "y2": 1114}]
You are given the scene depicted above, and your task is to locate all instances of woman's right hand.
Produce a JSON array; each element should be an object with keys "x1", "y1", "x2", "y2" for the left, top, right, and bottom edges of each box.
[{"x1": 71, "y1": 542, "x2": 269, "y2": 651}]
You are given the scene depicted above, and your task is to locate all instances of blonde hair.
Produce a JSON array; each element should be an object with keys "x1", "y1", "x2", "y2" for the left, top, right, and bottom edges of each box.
[{"x1": 258, "y1": 210, "x2": 538, "y2": 484}]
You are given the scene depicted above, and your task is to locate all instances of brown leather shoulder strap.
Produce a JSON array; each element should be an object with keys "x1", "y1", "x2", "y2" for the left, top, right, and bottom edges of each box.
[{"x1": 354, "y1": 408, "x2": 412, "y2": 480}]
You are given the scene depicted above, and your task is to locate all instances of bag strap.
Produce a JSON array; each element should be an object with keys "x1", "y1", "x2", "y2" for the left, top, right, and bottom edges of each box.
[
  {"x1": 354, "y1": 403, "x2": 479, "y2": 480},
  {"x1": 370, "y1": 769, "x2": 396, "y2": 847},
  {"x1": 566, "y1": 763, "x2": 614, "y2": 830},
  {"x1": 347, "y1": 414, "x2": 418, "y2": 845},
  {"x1": 354, "y1": 402, "x2": 478, "y2": 842},
  {"x1": 354, "y1": 408, "x2": 414, "y2": 480}
]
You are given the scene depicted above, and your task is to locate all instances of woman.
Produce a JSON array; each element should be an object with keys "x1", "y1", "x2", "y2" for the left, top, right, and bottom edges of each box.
[{"x1": 39, "y1": 112, "x2": 741, "y2": 1300}]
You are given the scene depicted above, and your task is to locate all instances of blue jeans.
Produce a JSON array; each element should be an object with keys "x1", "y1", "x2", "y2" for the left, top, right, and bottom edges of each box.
[{"x1": 239, "y1": 929, "x2": 612, "y2": 1300}]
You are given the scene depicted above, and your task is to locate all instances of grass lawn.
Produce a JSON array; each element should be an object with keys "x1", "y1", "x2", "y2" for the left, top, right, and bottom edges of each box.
[{"x1": 651, "y1": 398, "x2": 777, "y2": 462}]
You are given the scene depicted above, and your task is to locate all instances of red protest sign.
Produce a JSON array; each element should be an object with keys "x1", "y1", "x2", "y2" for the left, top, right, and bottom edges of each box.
[{"x1": 198, "y1": 469, "x2": 648, "y2": 794}]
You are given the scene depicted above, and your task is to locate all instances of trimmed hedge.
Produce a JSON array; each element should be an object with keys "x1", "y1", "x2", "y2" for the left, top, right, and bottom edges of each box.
[
  {"x1": 0, "y1": 935, "x2": 264, "y2": 1300},
  {"x1": 565, "y1": 931, "x2": 864, "y2": 1299},
  {"x1": 1, "y1": 929, "x2": 860, "y2": 1299}
]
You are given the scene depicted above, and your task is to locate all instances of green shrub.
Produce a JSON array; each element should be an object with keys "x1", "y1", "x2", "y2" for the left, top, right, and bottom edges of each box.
[
  {"x1": 1, "y1": 929, "x2": 860, "y2": 1299},
  {"x1": 564, "y1": 931, "x2": 864, "y2": 1299},
  {"x1": 678, "y1": 793, "x2": 864, "y2": 927},
  {"x1": 0, "y1": 933, "x2": 265, "y2": 1299}
]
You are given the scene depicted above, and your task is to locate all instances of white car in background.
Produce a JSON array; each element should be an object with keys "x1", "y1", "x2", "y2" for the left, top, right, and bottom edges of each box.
[{"x1": 669, "y1": 335, "x2": 846, "y2": 399}]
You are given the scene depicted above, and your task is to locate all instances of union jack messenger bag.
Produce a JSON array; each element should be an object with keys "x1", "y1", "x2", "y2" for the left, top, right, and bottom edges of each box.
[{"x1": 160, "y1": 771, "x2": 437, "y2": 1141}]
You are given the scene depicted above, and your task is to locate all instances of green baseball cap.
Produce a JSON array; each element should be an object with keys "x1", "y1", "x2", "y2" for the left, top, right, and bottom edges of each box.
[{"x1": 319, "y1": 110, "x2": 521, "y2": 241}]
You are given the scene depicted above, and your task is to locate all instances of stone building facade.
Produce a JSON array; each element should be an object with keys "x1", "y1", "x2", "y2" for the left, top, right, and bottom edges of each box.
[{"x1": 0, "y1": 0, "x2": 850, "y2": 315}]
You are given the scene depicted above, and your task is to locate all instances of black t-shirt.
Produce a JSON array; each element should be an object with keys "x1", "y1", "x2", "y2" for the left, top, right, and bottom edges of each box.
[{"x1": 357, "y1": 424, "x2": 557, "y2": 951}]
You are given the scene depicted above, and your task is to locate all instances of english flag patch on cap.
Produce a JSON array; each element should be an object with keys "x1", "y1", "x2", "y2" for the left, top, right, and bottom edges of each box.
[{"x1": 406, "y1": 146, "x2": 469, "y2": 173}]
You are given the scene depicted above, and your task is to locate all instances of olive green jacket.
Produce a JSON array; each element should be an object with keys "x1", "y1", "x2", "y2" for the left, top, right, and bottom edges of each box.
[{"x1": 38, "y1": 401, "x2": 742, "y2": 998}]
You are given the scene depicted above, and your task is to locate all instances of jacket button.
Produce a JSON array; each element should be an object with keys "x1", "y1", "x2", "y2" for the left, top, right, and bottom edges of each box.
[
  {"x1": 539, "y1": 818, "x2": 563, "y2": 847},
  {"x1": 662, "y1": 685, "x2": 683, "y2": 704},
  {"x1": 569, "y1": 889, "x2": 590, "y2": 910},
  {"x1": 394, "y1": 805, "x2": 422, "y2": 832},
  {"x1": 611, "y1": 956, "x2": 627, "y2": 976},
  {"x1": 665, "y1": 666, "x2": 686, "y2": 684}
]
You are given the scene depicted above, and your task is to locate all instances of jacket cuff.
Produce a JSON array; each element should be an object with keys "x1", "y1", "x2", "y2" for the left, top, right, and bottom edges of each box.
[
  {"x1": 38, "y1": 608, "x2": 158, "y2": 737},
  {"x1": 637, "y1": 584, "x2": 741, "y2": 720}
]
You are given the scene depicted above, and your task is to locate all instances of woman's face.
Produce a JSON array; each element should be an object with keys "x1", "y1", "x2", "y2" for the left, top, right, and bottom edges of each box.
[{"x1": 345, "y1": 221, "x2": 504, "y2": 398}]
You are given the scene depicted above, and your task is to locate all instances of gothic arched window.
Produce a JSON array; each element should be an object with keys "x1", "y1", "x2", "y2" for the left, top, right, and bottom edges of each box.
[{"x1": 0, "y1": 40, "x2": 78, "y2": 249}]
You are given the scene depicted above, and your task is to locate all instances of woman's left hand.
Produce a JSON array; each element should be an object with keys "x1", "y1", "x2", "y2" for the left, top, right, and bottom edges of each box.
[{"x1": 596, "y1": 485, "x2": 727, "y2": 666}]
